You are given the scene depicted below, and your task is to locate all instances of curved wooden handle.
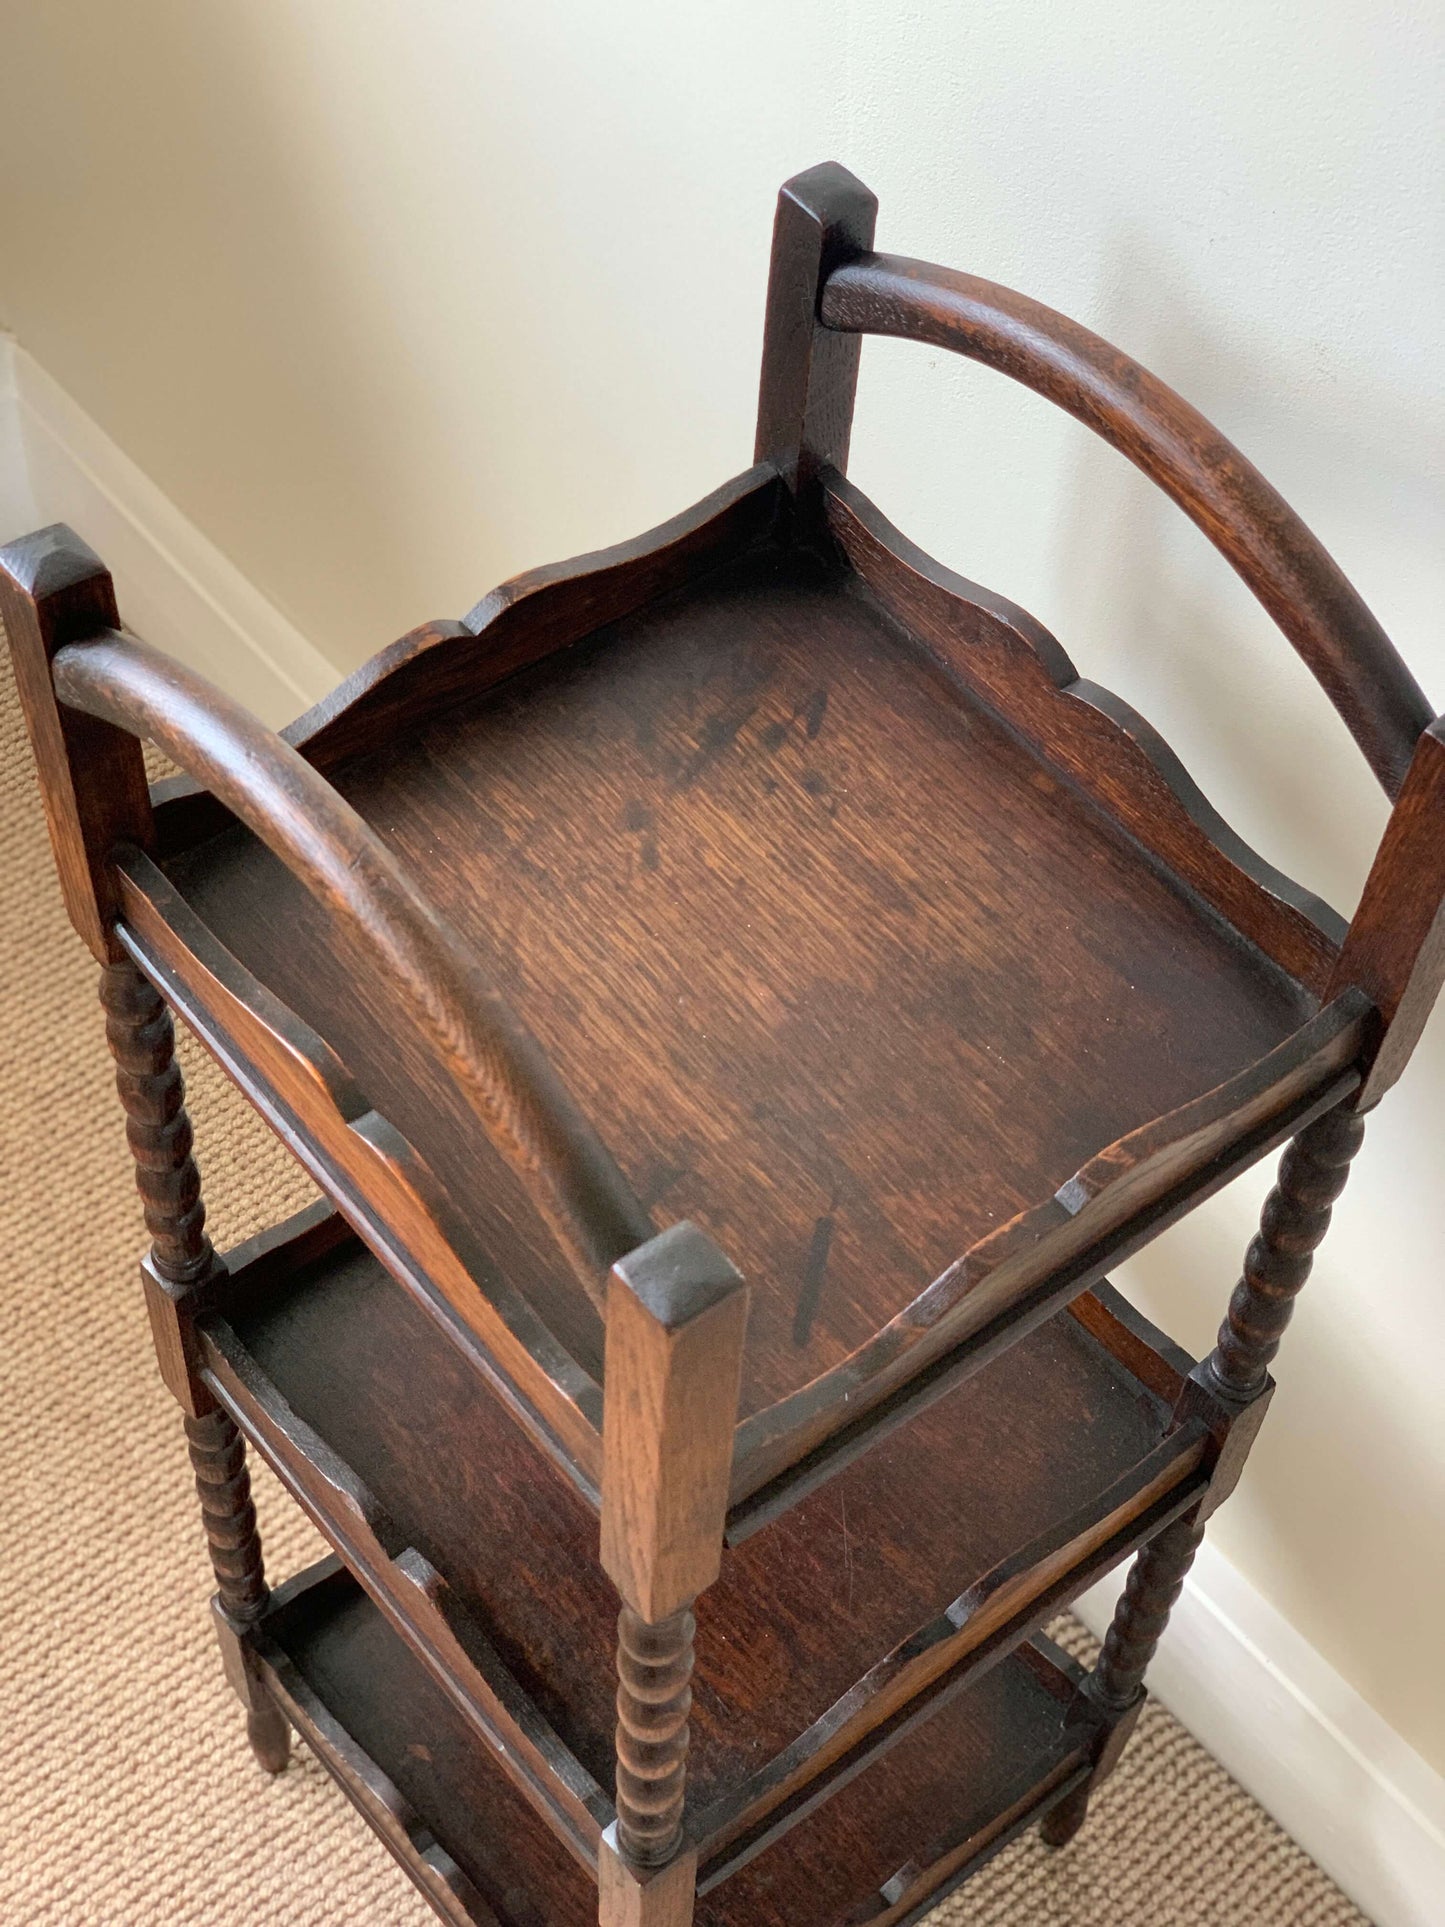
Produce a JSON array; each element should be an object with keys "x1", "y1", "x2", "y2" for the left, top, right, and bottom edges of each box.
[
  {"x1": 51, "y1": 629, "x2": 655, "y2": 1301},
  {"x1": 820, "y1": 252, "x2": 1431, "y2": 797}
]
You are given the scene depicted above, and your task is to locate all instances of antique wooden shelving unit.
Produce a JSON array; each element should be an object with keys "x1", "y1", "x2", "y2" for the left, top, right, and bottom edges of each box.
[{"x1": 6, "y1": 165, "x2": 1443, "y2": 1926}]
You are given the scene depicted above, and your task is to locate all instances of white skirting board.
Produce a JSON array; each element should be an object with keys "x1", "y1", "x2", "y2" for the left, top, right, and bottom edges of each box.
[
  {"x1": 0, "y1": 334, "x2": 335, "y2": 726},
  {"x1": 0, "y1": 340, "x2": 36, "y2": 553},
  {"x1": 3, "y1": 331, "x2": 1444, "y2": 1925},
  {"x1": 1077, "y1": 1538, "x2": 1445, "y2": 1927}
]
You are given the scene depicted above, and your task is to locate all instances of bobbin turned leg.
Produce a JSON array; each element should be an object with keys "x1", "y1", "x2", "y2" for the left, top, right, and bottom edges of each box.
[
  {"x1": 1203, "y1": 1103, "x2": 1366, "y2": 1404},
  {"x1": 185, "y1": 1410, "x2": 290, "y2": 1771},
  {"x1": 1040, "y1": 1511, "x2": 1205, "y2": 1847},
  {"x1": 598, "y1": 1224, "x2": 748, "y2": 1927},
  {"x1": 100, "y1": 958, "x2": 289, "y2": 1772},
  {"x1": 1044, "y1": 1101, "x2": 1366, "y2": 1849}
]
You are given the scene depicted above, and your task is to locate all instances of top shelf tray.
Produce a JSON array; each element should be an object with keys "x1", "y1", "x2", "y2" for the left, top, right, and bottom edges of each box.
[{"x1": 120, "y1": 461, "x2": 1367, "y2": 1519}]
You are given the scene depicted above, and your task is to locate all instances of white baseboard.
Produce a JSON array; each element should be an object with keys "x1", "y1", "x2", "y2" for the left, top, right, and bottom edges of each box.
[
  {"x1": 0, "y1": 339, "x2": 37, "y2": 547},
  {"x1": 0, "y1": 335, "x2": 336, "y2": 725},
  {"x1": 1077, "y1": 1539, "x2": 1445, "y2": 1927}
]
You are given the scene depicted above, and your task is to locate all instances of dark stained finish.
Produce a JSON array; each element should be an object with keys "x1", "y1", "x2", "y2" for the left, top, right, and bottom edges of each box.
[
  {"x1": 1092, "y1": 1512, "x2": 1209, "y2": 1718},
  {"x1": 53, "y1": 627, "x2": 654, "y2": 1306},
  {"x1": 99, "y1": 959, "x2": 213, "y2": 1283},
  {"x1": 285, "y1": 466, "x2": 780, "y2": 774},
  {"x1": 754, "y1": 161, "x2": 877, "y2": 492},
  {"x1": 112, "y1": 852, "x2": 609, "y2": 1495},
  {"x1": 249, "y1": 1558, "x2": 1094, "y2": 1927},
  {"x1": 1328, "y1": 718, "x2": 1445, "y2": 1103},
  {"x1": 92, "y1": 945, "x2": 289, "y2": 1772},
  {"x1": 185, "y1": 1407, "x2": 270, "y2": 1623},
  {"x1": 693, "y1": 1639, "x2": 1092, "y2": 1924},
  {"x1": 612, "y1": 1608, "x2": 697, "y2": 1868},
  {"x1": 600, "y1": 1224, "x2": 749, "y2": 1891},
  {"x1": 819, "y1": 252, "x2": 1432, "y2": 797},
  {"x1": 1041, "y1": 1508, "x2": 1207, "y2": 1848},
  {"x1": 202, "y1": 1209, "x2": 1198, "y2": 1858},
  {"x1": 262, "y1": 1560, "x2": 598, "y2": 1927},
  {"x1": 1205, "y1": 1102, "x2": 1367, "y2": 1402},
  {"x1": 823, "y1": 475, "x2": 1345, "y2": 994},
  {"x1": 185, "y1": 1409, "x2": 292, "y2": 1773},
  {"x1": 0, "y1": 526, "x2": 152, "y2": 960},
  {"x1": 152, "y1": 547, "x2": 1341, "y2": 1429},
  {"x1": 4, "y1": 158, "x2": 1440, "y2": 1922}
]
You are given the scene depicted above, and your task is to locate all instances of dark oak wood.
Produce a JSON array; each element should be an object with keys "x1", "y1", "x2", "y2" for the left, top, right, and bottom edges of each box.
[
  {"x1": 261, "y1": 1559, "x2": 597, "y2": 1927},
  {"x1": 818, "y1": 248, "x2": 1432, "y2": 797},
  {"x1": 1091, "y1": 1511, "x2": 1208, "y2": 1718},
  {"x1": 1205, "y1": 1102, "x2": 1367, "y2": 1402},
  {"x1": 0, "y1": 526, "x2": 152, "y2": 960},
  {"x1": 1040, "y1": 1508, "x2": 1206, "y2": 1849},
  {"x1": 6, "y1": 161, "x2": 1440, "y2": 1923},
  {"x1": 98, "y1": 958, "x2": 213, "y2": 1283},
  {"x1": 612, "y1": 1609, "x2": 696, "y2": 1869},
  {"x1": 145, "y1": 547, "x2": 1365, "y2": 1492},
  {"x1": 754, "y1": 162, "x2": 877, "y2": 495},
  {"x1": 1328, "y1": 718, "x2": 1445, "y2": 1104},
  {"x1": 600, "y1": 1224, "x2": 747, "y2": 1892},
  {"x1": 289, "y1": 467, "x2": 781, "y2": 774},
  {"x1": 248, "y1": 1556, "x2": 1097, "y2": 1927},
  {"x1": 195, "y1": 1204, "x2": 1200, "y2": 1872},
  {"x1": 92, "y1": 946, "x2": 287, "y2": 1772},
  {"x1": 185, "y1": 1408, "x2": 292, "y2": 1773},
  {"x1": 113, "y1": 852, "x2": 608, "y2": 1495},
  {"x1": 822, "y1": 473, "x2": 1345, "y2": 995},
  {"x1": 53, "y1": 627, "x2": 654, "y2": 1306}
]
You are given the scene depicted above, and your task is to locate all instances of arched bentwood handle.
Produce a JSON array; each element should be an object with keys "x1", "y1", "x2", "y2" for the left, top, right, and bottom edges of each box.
[
  {"x1": 820, "y1": 253, "x2": 1432, "y2": 798},
  {"x1": 51, "y1": 630, "x2": 655, "y2": 1302}
]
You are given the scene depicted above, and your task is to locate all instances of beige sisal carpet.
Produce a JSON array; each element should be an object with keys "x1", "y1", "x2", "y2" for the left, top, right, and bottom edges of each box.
[{"x1": 0, "y1": 636, "x2": 1370, "y2": 1926}]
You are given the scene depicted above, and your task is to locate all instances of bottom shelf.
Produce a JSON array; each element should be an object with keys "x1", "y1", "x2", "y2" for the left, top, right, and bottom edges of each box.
[{"x1": 251, "y1": 1558, "x2": 1095, "y2": 1927}]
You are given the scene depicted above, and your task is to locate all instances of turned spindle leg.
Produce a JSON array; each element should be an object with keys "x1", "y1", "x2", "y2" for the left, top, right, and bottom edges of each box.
[
  {"x1": 184, "y1": 1408, "x2": 290, "y2": 1771},
  {"x1": 1046, "y1": 1102, "x2": 1365, "y2": 1849},
  {"x1": 1205, "y1": 1103, "x2": 1366, "y2": 1402},
  {"x1": 101, "y1": 958, "x2": 289, "y2": 1772},
  {"x1": 100, "y1": 959, "x2": 212, "y2": 1283},
  {"x1": 1090, "y1": 1512, "x2": 1207, "y2": 1715},
  {"x1": 614, "y1": 1607, "x2": 695, "y2": 1867},
  {"x1": 1041, "y1": 1511, "x2": 1206, "y2": 1848},
  {"x1": 598, "y1": 1224, "x2": 748, "y2": 1927}
]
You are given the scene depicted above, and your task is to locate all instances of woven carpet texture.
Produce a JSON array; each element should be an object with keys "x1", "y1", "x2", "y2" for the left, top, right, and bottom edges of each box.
[{"x1": 0, "y1": 638, "x2": 1370, "y2": 1924}]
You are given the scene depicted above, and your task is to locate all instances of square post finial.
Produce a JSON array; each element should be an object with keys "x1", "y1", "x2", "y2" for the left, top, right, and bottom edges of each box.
[
  {"x1": 0, "y1": 524, "x2": 151, "y2": 959},
  {"x1": 754, "y1": 162, "x2": 878, "y2": 499}
]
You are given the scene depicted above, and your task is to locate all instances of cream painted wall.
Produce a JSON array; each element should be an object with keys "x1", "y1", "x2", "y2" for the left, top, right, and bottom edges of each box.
[{"x1": 2, "y1": 2, "x2": 1442, "y2": 1770}]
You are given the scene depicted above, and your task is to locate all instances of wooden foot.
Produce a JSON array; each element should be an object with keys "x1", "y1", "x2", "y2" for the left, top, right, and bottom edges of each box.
[
  {"x1": 246, "y1": 1701, "x2": 292, "y2": 1775},
  {"x1": 1039, "y1": 1780, "x2": 1091, "y2": 1849}
]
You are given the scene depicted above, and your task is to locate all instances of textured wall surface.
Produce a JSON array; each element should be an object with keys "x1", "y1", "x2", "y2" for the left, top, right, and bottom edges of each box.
[{"x1": 1, "y1": 0, "x2": 1442, "y2": 1771}]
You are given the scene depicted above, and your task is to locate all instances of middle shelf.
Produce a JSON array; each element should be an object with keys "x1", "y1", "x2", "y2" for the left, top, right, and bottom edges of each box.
[{"x1": 196, "y1": 1201, "x2": 1207, "y2": 1875}]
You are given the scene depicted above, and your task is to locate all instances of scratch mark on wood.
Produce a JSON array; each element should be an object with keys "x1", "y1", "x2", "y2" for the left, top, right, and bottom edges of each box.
[{"x1": 792, "y1": 1204, "x2": 837, "y2": 1348}]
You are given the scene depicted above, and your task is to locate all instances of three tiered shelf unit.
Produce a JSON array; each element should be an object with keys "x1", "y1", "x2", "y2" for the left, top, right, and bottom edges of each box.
[{"x1": 6, "y1": 163, "x2": 1442, "y2": 1927}]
